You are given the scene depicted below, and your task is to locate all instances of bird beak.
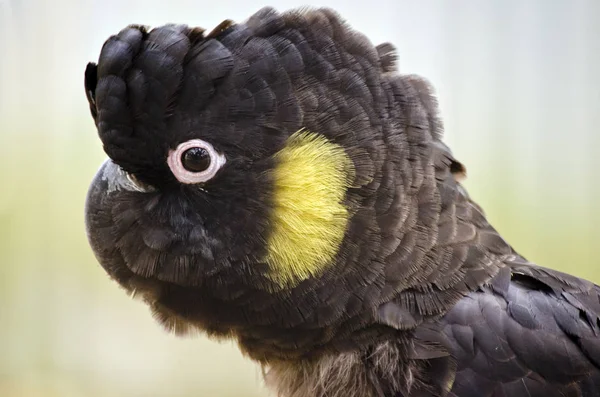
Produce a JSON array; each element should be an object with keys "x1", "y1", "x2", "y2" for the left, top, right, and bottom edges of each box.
[{"x1": 84, "y1": 159, "x2": 156, "y2": 273}]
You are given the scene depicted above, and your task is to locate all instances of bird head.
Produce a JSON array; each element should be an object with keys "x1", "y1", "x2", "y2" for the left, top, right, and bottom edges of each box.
[{"x1": 84, "y1": 7, "x2": 458, "y2": 360}]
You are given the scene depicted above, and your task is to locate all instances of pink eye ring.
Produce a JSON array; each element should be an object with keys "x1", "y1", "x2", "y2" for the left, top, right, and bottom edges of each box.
[{"x1": 167, "y1": 139, "x2": 226, "y2": 184}]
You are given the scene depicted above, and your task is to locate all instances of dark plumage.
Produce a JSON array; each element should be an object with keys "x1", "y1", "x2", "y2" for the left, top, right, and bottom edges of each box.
[{"x1": 83, "y1": 7, "x2": 600, "y2": 397}]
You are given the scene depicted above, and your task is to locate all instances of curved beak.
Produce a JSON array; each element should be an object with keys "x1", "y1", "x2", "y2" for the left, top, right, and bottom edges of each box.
[{"x1": 84, "y1": 159, "x2": 155, "y2": 266}]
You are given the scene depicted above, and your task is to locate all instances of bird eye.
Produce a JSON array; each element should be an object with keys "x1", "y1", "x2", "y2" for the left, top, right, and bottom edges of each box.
[
  {"x1": 182, "y1": 147, "x2": 211, "y2": 172},
  {"x1": 167, "y1": 139, "x2": 226, "y2": 184}
]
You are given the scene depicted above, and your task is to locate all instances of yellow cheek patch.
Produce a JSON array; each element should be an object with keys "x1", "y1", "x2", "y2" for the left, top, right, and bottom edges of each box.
[{"x1": 265, "y1": 130, "x2": 354, "y2": 288}]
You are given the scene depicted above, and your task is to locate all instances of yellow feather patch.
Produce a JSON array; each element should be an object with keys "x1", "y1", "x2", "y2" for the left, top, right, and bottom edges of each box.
[{"x1": 265, "y1": 130, "x2": 355, "y2": 288}]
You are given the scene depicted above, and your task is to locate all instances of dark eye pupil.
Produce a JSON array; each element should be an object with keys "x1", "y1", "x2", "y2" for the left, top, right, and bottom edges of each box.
[{"x1": 182, "y1": 147, "x2": 211, "y2": 172}]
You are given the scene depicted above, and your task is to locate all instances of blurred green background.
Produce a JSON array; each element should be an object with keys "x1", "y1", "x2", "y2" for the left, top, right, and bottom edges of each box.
[{"x1": 1, "y1": 0, "x2": 599, "y2": 396}]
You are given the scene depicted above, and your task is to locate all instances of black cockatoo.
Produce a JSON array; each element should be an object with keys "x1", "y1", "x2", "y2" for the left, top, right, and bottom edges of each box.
[{"x1": 83, "y1": 7, "x2": 600, "y2": 397}]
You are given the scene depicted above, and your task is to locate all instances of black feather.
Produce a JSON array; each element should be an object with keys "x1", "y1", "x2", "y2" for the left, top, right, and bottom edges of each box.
[{"x1": 83, "y1": 6, "x2": 600, "y2": 397}]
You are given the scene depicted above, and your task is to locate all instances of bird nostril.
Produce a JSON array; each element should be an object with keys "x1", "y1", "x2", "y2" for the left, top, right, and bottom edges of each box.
[{"x1": 126, "y1": 172, "x2": 156, "y2": 192}]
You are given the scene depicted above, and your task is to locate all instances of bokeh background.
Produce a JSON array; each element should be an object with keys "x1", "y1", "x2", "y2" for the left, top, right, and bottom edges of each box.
[{"x1": 1, "y1": 0, "x2": 599, "y2": 396}]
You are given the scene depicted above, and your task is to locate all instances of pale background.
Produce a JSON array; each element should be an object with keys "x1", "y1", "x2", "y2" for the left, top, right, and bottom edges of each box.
[{"x1": 1, "y1": 1, "x2": 599, "y2": 396}]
